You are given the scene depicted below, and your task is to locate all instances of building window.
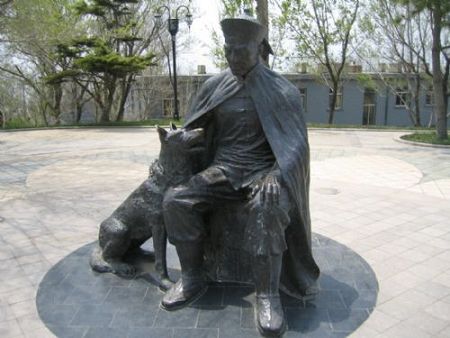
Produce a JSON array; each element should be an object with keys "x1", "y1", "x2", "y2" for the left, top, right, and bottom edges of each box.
[
  {"x1": 425, "y1": 86, "x2": 434, "y2": 106},
  {"x1": 363, "y1": 89, "x2": 376, "y2": 125},
  {"x1": 329, "y1": 86, "x2": 343, "y2": 110},
  {"x1": 299, "y1": 88, "x2": 307, "y2": 112},
  {"x1": 395, "y1": 87, "x2": 410, "y2": 107},
  {"x1": 162, "y1": 98, "x2": 179, "y2": 117}
]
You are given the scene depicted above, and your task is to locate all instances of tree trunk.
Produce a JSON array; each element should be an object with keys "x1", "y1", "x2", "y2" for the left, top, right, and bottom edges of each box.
[
  {"x1": 53, "y1": 83, "x2": 63, "y2": 125},
  {"x1": 431, "y1": 7, "x2": 448, "y2": 139},
  {"x1": 75, "y1": 103, "x2": 83, "y2": 123},
  {"x1": 99, "y1": 79, "x2": 116, "y2": 123},
  {"x1": 256, "y1": 0, "x2": 269, "y2": 65},
  {"x1": 116, "y1": 76, "x2": 133, "y2": 122},
  {"x1": 413, "y1": 75, "x2": 421, "y2": 127},
  {"x1": 328, "y1": 83, "x2": 338, "y2": 124}
]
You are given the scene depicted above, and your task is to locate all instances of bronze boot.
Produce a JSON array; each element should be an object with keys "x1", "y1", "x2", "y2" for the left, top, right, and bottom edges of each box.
[
  {"x1": 253, "y1": 254, "x2": 286, "y2": 337},
  {"x1": 160, "y1": 243, "x2": 207, "y2": 311}
]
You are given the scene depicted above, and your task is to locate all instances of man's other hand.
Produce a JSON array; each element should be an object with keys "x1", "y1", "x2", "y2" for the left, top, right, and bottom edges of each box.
[{"x1": 251, "y1": 174, "x2": 280, "y2": 206}]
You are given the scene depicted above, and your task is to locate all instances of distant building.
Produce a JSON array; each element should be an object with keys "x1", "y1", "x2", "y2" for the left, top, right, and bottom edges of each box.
[{"x1": 124, "y1": 66, "x2": 449, "y2": 127}]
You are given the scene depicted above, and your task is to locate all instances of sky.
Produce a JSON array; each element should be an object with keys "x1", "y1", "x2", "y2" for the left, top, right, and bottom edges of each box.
[{"x1": 176, "y1": 0, "x2": 222, "y2": 74}]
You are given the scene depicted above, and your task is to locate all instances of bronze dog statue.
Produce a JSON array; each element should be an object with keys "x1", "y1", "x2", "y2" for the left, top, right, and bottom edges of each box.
[{"x1": 90, "y1": 124, "x2": 204, "y2": 290}]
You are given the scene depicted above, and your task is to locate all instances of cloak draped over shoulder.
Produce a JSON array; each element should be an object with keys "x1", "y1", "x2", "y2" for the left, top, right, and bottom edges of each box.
[{"x1": 184, "y1": 63, "x2": 320, "y2": 299}]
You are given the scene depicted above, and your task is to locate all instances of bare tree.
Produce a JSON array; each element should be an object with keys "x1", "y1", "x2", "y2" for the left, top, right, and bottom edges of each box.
[
  {"x1": 276, "y1": 0, "x2": 360, "y2": 124},
  {"x1": 357, "y1": 0, "x2": 434, "y2": 126},
  {"x1": 395, "y1": 0, "x2": 449, "y2": 138}
]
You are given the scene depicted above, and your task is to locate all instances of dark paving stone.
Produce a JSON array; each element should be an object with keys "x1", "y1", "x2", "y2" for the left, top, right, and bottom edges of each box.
[
  {"x1": 197, "y1": 305, "x2": 241, "y2": 329},
  {"x1": 281, "y1": 291, "x2": 305, "y2": 307},
  {"x1": 103, "y1": 286, "x2": 148, "y2": 305},
  {"x1": 83, "y1": 327, "x2": 128, "y2": 338},
  {"x1": 241, "y1": 307, "x2": 256, "y2": 329},
  {"x1": 305, "y1": 289, "x2": 347, "y2": 309},
  {"x1": 46, "y1": 325, "x2": 88, "y2": 338},
  {"x1": 328, "y1": 308, "x2": 370, "y2": 333},
  {"x1": 93, "y1": 273, "x2": 132, "y2": 287},
  {"x1": 110, "y1": 303, "x2": 158, "y2": 328},
  {"x1": 222, "y1": 285, "x2": 254, "y2": 308},
  {"x1": 37, "y1": 282, "x2": 74, "y2": 305},
  {"x1": 70, "y1": 304, "x2": 116, "y2": 327},
  {"x1": 341, "y1": 288, "x2": 374, "y2": 309},
  {"x1": 38, "y1": 304, "x2": 78, "y2": 326},
  {"x1": 128, "y1": 327, "x2": 173, "y2": 338},
  {"x1": 219, "y1": 327, "x2": 261, "y2": 338},
  {"x1": 286, "y1": 306, "x2": 330, "y2": 332},
  {"x1": 62, "y1": 268, "x2": 99, "y2": 287},
  {"x1": 63, "y1": 282, "x2": 111, "y2": 305},
  {"x1": 174, "y1": 328, "x2": 218, "y2": 338},
  {"x1": 37, "y1": 235, "x2": 379, "y2": 337},
  {"x1": 153, "y1": 307, "x2": 199, "y2": 328},
  {"x1": 193, "y1": 285, "x2": 224, "y2": 306}
]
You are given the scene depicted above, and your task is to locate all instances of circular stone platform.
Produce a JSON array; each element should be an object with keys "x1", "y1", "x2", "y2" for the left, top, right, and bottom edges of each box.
[{"x1": 37, "y1": 234, "x2": 378, "y2": 338}]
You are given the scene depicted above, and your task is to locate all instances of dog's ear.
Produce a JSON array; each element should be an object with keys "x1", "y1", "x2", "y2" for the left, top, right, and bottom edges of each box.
[
  {"x1": 156, "y1": 125, "x2": 168, "y2": 141},
  {"x1": 170, "y1": 122, "x2": 177, "y2": 131}
]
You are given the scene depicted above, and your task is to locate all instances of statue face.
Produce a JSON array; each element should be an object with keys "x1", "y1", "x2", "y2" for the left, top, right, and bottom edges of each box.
[{"x1": 224, "y1": 41, "x2": 260, "y2": 77}]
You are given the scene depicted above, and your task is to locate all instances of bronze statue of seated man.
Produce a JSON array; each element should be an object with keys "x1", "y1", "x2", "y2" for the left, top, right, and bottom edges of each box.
[{"x1": 160, "y1": 13, "x2": 320, "y2": 337}]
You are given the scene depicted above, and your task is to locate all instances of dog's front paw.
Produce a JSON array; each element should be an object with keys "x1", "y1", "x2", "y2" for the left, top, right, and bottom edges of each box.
[{"x1": 111, "y1": 261, "x2": 137, "y2": 279}]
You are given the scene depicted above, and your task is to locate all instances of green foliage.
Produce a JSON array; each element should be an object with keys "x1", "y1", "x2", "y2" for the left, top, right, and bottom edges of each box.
[
  {"x1": 211, "y1": 30, "x2": 228, "y2": 70},
  {"x1": 4, "y1": 117, "x2": 36, "y2": 129},
  {"x1": 4, "y1": 118, "x2": 184, "y2": 129},
  {"x1": 46, "y1": 0, "x2": 159, "y2": 122},
  {"x1": 401, "y1": 132, "x2": 450, "y2": 145},
  {"x1": 44, "y1": 69, "x2": 83, "y2": 84},
  {"x1": 74, "y1": 52, "x2": 155, "y2": 77},
  {"x1": 0, "y1": 0, "x2": 83, "y2": 125},
  {"x1": 56, "y1": 0, "x2": 155, "y2": 81},
  {"x1": 308, "y1": 123, "x2": 433, "y2": 130},
  {"x1": 280, "y1": 0, "x2": 359, "y2": 63},
  {"x1": 279, "y1": 0, "x2": 360, "y2": 123},
  {"x1": 355, "y1": 73, "x2": 379, "y2": 91},
  {"x1": 76, "y1": 118, "x2": 184, "y2": 127},
  {"x1": 220, "y1": 0, "x2": 254, "y2": 17}
]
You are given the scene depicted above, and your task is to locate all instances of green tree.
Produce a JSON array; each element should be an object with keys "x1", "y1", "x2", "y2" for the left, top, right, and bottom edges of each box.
[
  {"x1": 357, "y1": 0, "x2": 433, "y2": 127},
  {"x1": 277, "y1": 0, "x2": 360, "y2": 124},
  {"x1": 0, "y1": 0, "x2": 81, "y2": 126},
  {"x1": 50, "y1": 0, "x2": 158, "y2": 122},
  {"x1": 395, "y1": 0, "x2": 449, "y2": 139}
]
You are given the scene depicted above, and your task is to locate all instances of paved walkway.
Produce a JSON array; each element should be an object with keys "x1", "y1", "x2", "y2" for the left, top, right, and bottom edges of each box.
[{"x1": 0, "y1": 128, "x2": 450, "y2": 337}]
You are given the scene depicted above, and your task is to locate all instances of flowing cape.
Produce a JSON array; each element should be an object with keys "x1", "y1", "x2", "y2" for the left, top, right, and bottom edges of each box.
[{"x1": 184, "y1": 64, "x2": 320, "y2": 298}]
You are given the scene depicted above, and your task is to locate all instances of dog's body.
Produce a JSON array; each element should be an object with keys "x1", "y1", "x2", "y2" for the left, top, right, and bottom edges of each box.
[{"x1": 90, "y1": 125, "x2": 204, "y2": 290}]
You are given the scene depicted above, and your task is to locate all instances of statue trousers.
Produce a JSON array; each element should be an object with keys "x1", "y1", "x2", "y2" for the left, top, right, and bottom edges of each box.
[{"x1": 163, "y1": 166, "x2": 292, "y2": 256}]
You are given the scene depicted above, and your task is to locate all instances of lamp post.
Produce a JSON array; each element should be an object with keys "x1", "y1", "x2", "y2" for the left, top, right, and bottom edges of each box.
[{"x1": 155, "y1": 3, "x2": 193, "y2": 120}]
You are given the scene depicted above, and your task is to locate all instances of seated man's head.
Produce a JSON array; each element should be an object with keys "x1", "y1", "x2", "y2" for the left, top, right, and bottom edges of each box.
[{"x1": 221, "y1": 16, "x2": 267, "y2": 77}]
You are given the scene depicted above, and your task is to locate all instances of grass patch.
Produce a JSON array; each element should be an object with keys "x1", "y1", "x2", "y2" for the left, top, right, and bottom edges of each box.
[
  {"x1": 401, "y1": 132, "x2": 450, "y2": 145},
  {"x1": 2, "y1": 118, "x2": 183, "y2": 130},
  {"x1": 4, "y1": 117, "x2": 37, "y2": 129},
  {"x1": 1, "y1": 118, "x2": 435, "y2": 131},
  {"x1": 75, "y1": 119, "x2": 184, "y2": 128},
  {"x1": 307, "y1": 123, "x2": 433, "y2": 130}
]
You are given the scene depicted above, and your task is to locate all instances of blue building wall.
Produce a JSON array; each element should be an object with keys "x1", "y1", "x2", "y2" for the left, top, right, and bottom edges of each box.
[{"x1": 129, "y1": 72, "x2": 449, "y2": 128}]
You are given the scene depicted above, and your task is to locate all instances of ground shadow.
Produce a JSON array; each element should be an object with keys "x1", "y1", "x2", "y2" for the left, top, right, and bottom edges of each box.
[{"x1": 36, "y1": 234, "x2": 378, "y2": 338}]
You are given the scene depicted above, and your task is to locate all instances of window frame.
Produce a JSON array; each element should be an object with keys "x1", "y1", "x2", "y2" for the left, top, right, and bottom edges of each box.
[
  {"x1": 329, "y1": 86, "x2": 343, "y2": 110},
  {"x1": 395, "y1": 87, "x2": 410, "y2": 107},
  {"x1": 299, "y1": 87, "x2": 307, "y2": 113},
  {"x1": 425, "y1": 86, "x2": 434, "y2": 106},
  {"x1": 162, "y1": 98, "x2": 180, "y2": 117}
]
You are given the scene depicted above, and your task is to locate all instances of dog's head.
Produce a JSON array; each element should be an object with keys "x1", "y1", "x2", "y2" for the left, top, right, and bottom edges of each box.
[{"x1": 157, "y1": 123, "x2": 204, "y2": 153}]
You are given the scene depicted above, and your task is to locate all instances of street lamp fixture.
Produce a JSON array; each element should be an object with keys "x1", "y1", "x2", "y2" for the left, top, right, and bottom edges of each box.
[{"x1": 155, "y1": 3, "x2": 193, "y2": 120}]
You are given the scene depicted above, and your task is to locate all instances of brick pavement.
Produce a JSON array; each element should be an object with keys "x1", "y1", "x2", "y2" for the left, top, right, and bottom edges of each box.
[{"x1": 0, "y1": 128, "x2": 449, "y2": 337}]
